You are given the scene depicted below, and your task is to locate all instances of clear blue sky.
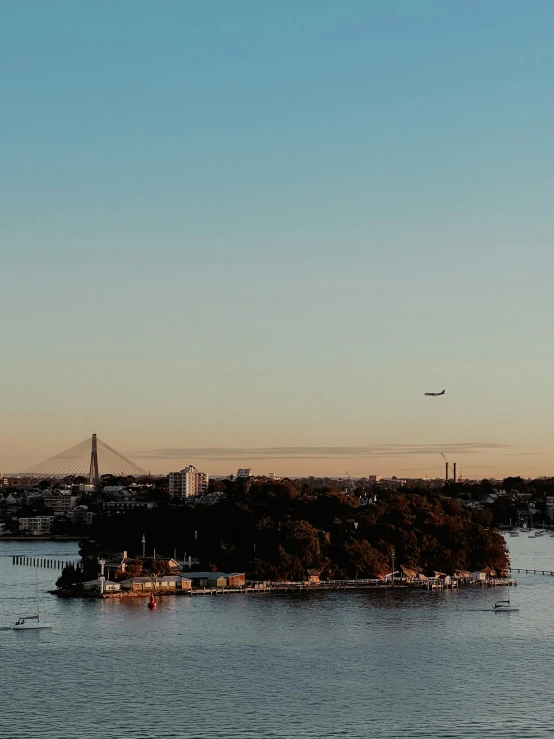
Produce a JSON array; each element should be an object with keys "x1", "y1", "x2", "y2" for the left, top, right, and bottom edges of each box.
[{"x1": 2, "y1": 1, "x2": 554, "y2": 477}]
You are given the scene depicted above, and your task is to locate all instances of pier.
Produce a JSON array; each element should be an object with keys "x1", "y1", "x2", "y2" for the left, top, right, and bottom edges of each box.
[
  {"x1": 12, "y1": 556, "x2": 76, "y2": 569},
  {"x1": 510, "y1": 568, "x2": 554, "y2": 576}
]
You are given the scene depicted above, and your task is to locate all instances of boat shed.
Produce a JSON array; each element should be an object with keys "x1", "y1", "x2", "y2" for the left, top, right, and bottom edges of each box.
[
  {"x1": 185, "y1": 572, "x2": 245, "y2": 588},
  {"x1": 119, "y1": 577, "x2": 154, "y2": 591},
  {"x1": 186, "y1": 572, "x2": 228, "y2": 588},
  {"x1": 227, "y1": 573, "x2": 246, "y2": 587},
  {"x1": 120, "y1": 576, "x2": 193, "y2": 591}
]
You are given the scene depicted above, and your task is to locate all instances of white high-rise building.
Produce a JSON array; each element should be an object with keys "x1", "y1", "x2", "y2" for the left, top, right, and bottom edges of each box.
[{"x1": 168, "y1": 466, "x2": 209, "y2": 499}]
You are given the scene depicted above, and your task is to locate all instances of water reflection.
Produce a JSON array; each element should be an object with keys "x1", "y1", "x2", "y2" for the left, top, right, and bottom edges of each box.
[{"x1": 1, "y1": 539, "x2": 554, "y2": 738}]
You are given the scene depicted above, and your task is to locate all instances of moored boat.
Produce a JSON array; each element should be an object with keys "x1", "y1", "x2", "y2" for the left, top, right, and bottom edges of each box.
[
  {"x1": 13, "y1": 615, "x2": 52, "y2": 630},
  {"x1": 493, "y1": 599, "x2": 519, "y2": 613},
  {"x1": 12, "y1": 570, "x2": 53, "y2": 630}
]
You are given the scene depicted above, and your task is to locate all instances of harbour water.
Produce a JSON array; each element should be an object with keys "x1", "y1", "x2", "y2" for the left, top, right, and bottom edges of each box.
[{"x1": 1, "y1": 536, "x2": 554, "y2": 739}]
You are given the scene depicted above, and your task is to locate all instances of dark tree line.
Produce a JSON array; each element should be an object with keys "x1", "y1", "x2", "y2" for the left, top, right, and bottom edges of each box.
[{"x1": 77, "y1": 479, "x2": 508, "y2": 580}]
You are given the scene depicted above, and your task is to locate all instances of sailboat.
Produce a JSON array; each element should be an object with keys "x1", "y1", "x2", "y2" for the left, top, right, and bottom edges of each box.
[
  {"x1": 12, "y1": 571, "x2": 52, "y2": 630},
  {"x1": 492, "y1": 596, "x2": 519, "y2": 613}
]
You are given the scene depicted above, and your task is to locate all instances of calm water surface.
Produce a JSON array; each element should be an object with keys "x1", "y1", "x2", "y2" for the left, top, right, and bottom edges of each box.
[{"x1": 1, "y1": 536, "x2": 553, "y2": 739}]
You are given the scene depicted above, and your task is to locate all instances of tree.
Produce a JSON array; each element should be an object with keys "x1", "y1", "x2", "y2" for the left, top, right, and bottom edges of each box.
[
  {"x1": 337, "y1": 540, "x2": 389, "y2": 579},
  {"x1": 56, "y1": 563, "x2": 85, "y2": 589},
  {"x1": 124, "y1": 559, "x2": 143, "y2": 578},
  {"x1": 78, "y1": 481, "x2": 509, "y2": 580}
]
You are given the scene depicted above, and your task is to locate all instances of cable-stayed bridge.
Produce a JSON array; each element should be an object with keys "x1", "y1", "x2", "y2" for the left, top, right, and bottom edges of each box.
[{"x1": 22, "y1": 433, "x2": 147, "y2": 484}]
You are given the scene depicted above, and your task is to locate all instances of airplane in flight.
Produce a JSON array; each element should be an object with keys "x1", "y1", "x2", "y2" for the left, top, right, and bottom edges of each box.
[{"x1": 424, "y1": 389, "x2": 445, "y2": 397}]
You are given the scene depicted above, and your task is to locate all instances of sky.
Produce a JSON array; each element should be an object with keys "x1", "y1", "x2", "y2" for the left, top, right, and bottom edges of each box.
[{"x1": 2, "y1": 1, "x2": 554, "y2": 478}]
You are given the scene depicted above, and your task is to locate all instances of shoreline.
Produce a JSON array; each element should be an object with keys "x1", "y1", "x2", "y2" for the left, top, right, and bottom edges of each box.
[{"x1": 51, "y1": 578, "x2": 516, "y2": 599}]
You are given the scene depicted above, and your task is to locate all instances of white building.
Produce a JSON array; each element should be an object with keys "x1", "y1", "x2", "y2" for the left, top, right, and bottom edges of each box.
[
  {"x1": 83, "y1": 579, "x2": 121, "y2": 593},
  {"x1": 237, "y1": 468, "x2": 253, "y2": 478},
  {"x1": 168, "y1": 466, "x2": 209, "y2": 499},
  {"x1": 18, "y1": 516, "x2": 55, "y2": 535}
]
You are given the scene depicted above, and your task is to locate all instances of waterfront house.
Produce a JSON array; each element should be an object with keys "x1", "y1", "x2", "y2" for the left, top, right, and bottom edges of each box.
[
  {"x1": 400, "y1": 565, "x2": 427, "y2": 583},
  {"x1": 83, "y1": 579, "x2": 121, "y2": 593},
  {"x1": 454, "y1": 570, "x2": 473, "y2": 583},
  {"x1": 472, "y1": 568, "x2": 496, "y2": 581}
]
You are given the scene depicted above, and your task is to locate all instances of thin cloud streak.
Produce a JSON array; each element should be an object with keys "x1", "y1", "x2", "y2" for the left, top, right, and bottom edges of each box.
[{"x1": 130, "y1": 442, "x2": 513, "y2": 462}]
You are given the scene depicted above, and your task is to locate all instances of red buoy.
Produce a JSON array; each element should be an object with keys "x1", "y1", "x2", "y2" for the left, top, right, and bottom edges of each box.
[{"x1": 148, "y1": 593, "x2": 157, "y2": 610}]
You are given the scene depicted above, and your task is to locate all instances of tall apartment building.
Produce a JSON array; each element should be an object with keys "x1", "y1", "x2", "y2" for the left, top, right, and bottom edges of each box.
[
  {"x1": 168, "y1": 466, "x2": 209, "y2": 499},
  {"x1": 42, "y1": 492, "x2": 79, "y2": 514}
]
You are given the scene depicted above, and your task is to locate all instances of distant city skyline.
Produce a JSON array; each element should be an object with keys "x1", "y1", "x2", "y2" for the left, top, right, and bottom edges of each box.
[
  {"x1": 2, "y1": 433, "x2": 551, "y2": 480},
  {"x1": 2, "y1": 2, "x2": 554, "y2": 478}
]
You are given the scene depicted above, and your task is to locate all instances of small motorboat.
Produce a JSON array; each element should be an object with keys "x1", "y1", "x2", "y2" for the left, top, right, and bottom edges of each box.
[
  {"x1": 13, "y1": 615, "x2": 52, "y2": 630},
  {"x1": 535, "y1": 530, "x2": 546, "y2": 537},
  {"x1": 509, "y1": 531, "x2": 520, "y2": 537},
  {"x1": 493, "y1": 600, "x2": 519, "y2": 613}
]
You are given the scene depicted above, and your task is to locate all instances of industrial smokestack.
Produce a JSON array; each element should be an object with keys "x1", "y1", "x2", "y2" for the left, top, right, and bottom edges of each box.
[
  {"x1": 453, "y1": 463, "x2": 457, "y2": 483},
  {"x1": 445, "y1": 462, "x2": 449, "y2": 483}
]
